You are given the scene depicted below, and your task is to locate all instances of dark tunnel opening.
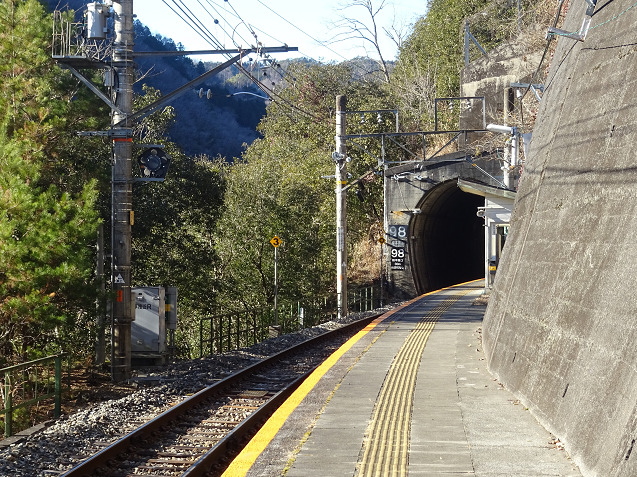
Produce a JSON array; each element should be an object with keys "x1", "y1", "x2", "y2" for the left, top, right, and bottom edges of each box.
[{"x1": 410, "y1": 181, "x2": 484, "y2": 294}]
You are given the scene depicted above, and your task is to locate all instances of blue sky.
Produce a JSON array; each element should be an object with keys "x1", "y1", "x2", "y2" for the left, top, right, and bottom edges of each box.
[{"x1": 133, "y1": 0, "x2": 426, "y2": 63}]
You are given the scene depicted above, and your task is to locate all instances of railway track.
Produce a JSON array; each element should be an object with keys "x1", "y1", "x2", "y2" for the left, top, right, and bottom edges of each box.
[{"x1": 60, "y1": 314, "x2": 378, "y2": 477}]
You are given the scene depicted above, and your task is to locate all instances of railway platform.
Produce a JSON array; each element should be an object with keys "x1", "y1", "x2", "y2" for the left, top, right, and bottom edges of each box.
[{"x1": 224, "y1": 280, "x2": 582, "y2": 476}]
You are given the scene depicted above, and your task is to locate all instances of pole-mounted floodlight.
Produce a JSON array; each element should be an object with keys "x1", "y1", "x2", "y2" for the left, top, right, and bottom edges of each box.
[{"x1": 486, "y1": 123, "x2": 515, "y2": 135}]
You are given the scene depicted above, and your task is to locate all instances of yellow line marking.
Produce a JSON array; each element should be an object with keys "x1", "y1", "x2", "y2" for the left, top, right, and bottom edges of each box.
[
  {"x1": 357, "y1": 295, "x2": 466, "y2": 477},
  {"x1": 221, "y1": 279, "x2": 482, "y2": 476}
]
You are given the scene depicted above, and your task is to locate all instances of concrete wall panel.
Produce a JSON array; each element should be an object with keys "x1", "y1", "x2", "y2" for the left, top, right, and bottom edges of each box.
[{"x1": 483, "y1": 0, "x2": 637, "y2": 475}]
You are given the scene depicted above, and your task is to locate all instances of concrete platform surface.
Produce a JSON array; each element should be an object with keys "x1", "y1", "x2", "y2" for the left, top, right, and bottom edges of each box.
[{"x1": 241, "y1": 283, "x2": 582, "y2": 477}]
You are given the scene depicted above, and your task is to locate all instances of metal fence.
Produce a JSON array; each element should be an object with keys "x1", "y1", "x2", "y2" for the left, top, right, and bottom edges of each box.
[
  {"x1": 348, "y1": 286, "x2": 381, "y2": 313},
  {"x1": 1, "y1": 355, "x2": 70, "y2": 438},
  {"x1": 199, "y1": 309, "x2": 268, "y2": 356},
  {"x1": 199, "y1": 286, "x2": 379, "y2": 358}
]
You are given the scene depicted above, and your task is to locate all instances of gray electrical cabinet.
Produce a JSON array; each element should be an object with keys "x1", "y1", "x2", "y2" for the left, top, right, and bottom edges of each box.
[
  {"x1": 132, "y1": 287, "x2": 165, "y2": 354},
  {"x1": 131, "y1": 286, "x2": 178, "y2": 365}
]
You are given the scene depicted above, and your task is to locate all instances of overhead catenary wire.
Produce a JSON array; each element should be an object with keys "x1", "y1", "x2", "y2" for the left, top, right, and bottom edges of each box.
[
  {"x1": 213, "y1": 2, "x2": 338, "y2": 122},
  {"x1": 158, "y1": 2, "x2": 278, "y2": 86},
  {"x1": 225, "y1": 0, "x2": 261, "y2": 46},
  {"x1": 196, "y1": 0, "x2": 246, "y2": 49},
  {"x1": 150, "y1": 2, "x2": 462, "y2": 164},
  {"x1": 207, "y1": 0, "x2": 349, "y2": 64},
  {"x1": 160, "y1": 1, "x2": 298, "y2": 76},
  {"x1": 234, "y1": 62, "x2": 333, "y2": 125}
]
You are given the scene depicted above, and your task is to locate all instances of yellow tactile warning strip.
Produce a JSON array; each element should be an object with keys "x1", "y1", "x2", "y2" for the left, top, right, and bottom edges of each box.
[
  {"x1": 221, "y1": 281, "x2": 479, "y2": 477},
  {"x1": 357, "y1": 290, "x2": 470, "y2": 477}
]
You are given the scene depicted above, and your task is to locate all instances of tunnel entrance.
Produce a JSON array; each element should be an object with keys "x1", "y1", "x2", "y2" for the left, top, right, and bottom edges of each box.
[{"x1": 409, "y1": 180, "x2": 484, "y2": 294}]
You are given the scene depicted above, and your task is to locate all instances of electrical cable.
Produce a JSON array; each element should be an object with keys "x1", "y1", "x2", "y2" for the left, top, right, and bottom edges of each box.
[
  {"x1": 157, "y1": 0, "x2": 326, "y2": 83},
  {"x1": 234, "y1": 62, "x2": 331, "y2": 124},
  {"x1": 169, "y1": 0, "x2": 225, "y2": 50},
  {"x1": 153, "y1": 0, "x2": 342, "y2": 133},
  {"x1": 518, "y1": 0, "x2": 631, "y2": 126},
  {"x1": 197, "y1": 0, "x2": 246, "y2": 49},
  {"x1": 177, "y1": 0, "x2": 225, "y2": 49},
  {"x1": 554, "y1": 0, "x2": 637, "y2": 36},
  {"x1": 516, "y1": 0, "x2": 569, "y2": 128},
  {"x1": 161, "y1": 0, "x2": 220, "y2": 49},
  {"x1": 194, "y1": 0, "x2": 304, "y2": 93},
  {"x1": 248, "y1": 23, "x2": 319, "y2": 63},
  {"x1": 254, "y1": 0, "x2": 348, "y2": 62},
  {"x1": 225, "y1": 0, "x2": 259, "y2": 46},
  {"x1": 519, "y1": 0, "x2": 565, "y2": 102},
  {"x1": 202, "y1": 0, "x2": 255, "y2": 49}
]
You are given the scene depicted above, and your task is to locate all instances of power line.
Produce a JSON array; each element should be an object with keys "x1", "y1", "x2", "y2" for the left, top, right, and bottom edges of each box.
[
  {"x1": 225, "y1": 0, "x2": 259, "y2": 46},
  {"x1": 153, "y1": 1, "x2": 337, "y2": 128},
  {"x1": 254, "y1": 0, "x2": 348, "y2": 61},
  {"x1": 203, "y1": 0, "x2": 257, "y2": 49},
  {"x1": 199, "y1": 0, "x2": 251, "y2": 48},
  {"x1": 176, "y1": 0, "x2": 224, "y2": 48},
  {"x1": 161, "y1": 0, "x2": 218, "y2": 49}
]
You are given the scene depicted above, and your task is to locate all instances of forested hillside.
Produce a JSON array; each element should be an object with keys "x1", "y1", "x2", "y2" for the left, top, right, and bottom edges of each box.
[{"x1": 0, "y1": 0, "x2": 552, "y2": 368}]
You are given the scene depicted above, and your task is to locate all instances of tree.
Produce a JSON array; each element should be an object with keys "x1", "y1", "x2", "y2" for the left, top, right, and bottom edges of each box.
[
  {"x1": 0, "y1": 0, "x2": 101, "y2": 364},
  {"x1": 0, "y1": 135, "x2": 99, "y2": 363},
  {"x1": 215, "y1": 62, "x2": 390, "y2": 312},
  {"x1": 332, "y1": 0, "x2": 394, "y2": 83},
  {"x1": 390, "y1": 0, "x2": 532, "y2": 132}
]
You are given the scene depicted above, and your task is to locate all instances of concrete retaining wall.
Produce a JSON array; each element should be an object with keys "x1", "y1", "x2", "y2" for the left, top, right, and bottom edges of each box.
[
  {"x1": 483, "y1": 1, "x2": 637, "y2": 475},
  {"x1": 461, "y1": 25, "x2": 545, "y2": 120}
]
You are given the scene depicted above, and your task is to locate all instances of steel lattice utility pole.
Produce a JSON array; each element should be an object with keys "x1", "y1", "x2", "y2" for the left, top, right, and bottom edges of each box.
[
  {"x1": 111, "y1": 0, "x2": 134, "y2": 381},
  {"x1": 335, "y1": 96, "x2": 348, "y2": 319},
  {"x1": 53, "y1": 1, "x2": 298, "y2": 382}
]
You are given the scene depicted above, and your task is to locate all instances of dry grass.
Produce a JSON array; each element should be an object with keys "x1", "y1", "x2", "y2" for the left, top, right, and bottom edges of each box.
[
  {"x1": 473, "y1": 293, "x2": 490, "y2": 306},
  {"x1": 349, "y1": 223, "x2": 384, "y2": 286}
]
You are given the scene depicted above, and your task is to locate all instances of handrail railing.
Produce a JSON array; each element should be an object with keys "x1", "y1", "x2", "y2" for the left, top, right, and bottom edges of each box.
[{"x1": 1, "y1": 354, "x2": 69, "y2": 438}]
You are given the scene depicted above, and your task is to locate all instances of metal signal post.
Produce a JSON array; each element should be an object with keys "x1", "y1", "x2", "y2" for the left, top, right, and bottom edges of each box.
[{"x1": 270, "y1": 236, "x2": 281, "y2": 329}]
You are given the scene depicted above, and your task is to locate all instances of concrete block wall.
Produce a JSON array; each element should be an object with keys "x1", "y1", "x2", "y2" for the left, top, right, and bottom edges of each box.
[
  {"x1": 483, "y1": 1, "x2": 637, "y2": 475},
  {"x1": 461, "y1": 25, "x2": 545, "y2": 113},
  {"x1": 461, "y1": 25, "x2": 545, "y2": 135}
]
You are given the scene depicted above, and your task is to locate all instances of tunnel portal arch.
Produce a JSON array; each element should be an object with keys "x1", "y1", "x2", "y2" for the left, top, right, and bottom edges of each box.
[
  {"x1": 408, "y1": 180, "x2": 484, "y2": 294},
  {"x1": 383, "y1": 152, "x2": 506, "y2": 298}
]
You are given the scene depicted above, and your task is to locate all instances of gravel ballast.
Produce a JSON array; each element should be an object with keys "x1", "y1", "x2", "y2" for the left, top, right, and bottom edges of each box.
[{"x1": 0, "y1": 308, "x2": 392, "y2": 477}]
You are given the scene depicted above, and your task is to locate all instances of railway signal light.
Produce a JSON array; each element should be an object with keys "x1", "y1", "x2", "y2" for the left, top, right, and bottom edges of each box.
[{"x1": 138, "y1": 147, "x2": 171, "y2": 179}]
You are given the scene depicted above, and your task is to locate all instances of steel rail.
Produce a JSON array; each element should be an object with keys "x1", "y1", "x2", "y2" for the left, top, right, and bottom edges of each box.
[
  {"x1": 61, "y1": 314, "x2": 379, "y2": 477},
  {"x1": 181, "y1": 369, "x2": 313, "y2": 477}
]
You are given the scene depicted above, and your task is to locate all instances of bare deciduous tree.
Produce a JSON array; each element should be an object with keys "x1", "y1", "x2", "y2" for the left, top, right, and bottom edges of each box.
[{"x1": 331, "y1": 0, "x2": 394, "y2": 83}]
